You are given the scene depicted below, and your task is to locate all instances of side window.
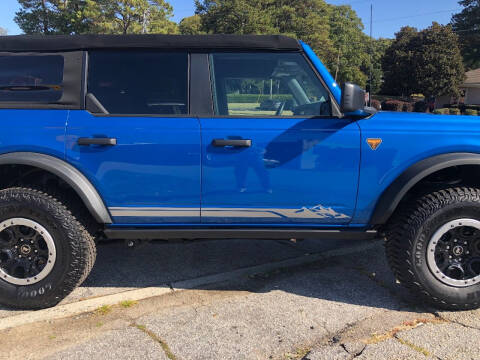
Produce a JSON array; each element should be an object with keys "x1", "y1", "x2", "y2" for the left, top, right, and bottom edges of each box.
[
  {"x1": 0, "y1": 55, "x2": 64, "y2": 103},
  {"x1": 210, "y1": 52, "x2": 331, "y2": 117},
  {"x1": 88, "y1": 51, "x2": 188, "y2": 115}
]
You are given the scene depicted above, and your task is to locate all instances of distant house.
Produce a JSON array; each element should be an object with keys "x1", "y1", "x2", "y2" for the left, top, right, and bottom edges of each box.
[
  {"x1": 463, "y1": 69, "x2": 480, "y2": 105},
  {"x1": 435, "y1": 68, "x2": 480, "y2": 108}
]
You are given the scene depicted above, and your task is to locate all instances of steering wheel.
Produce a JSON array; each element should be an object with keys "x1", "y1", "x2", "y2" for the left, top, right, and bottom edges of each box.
[{"x1": 275, "y1": 101, "x2": 286, "y2": 116}]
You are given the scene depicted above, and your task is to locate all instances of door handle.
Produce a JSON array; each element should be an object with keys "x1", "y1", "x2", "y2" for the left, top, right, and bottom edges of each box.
[
  {"x1": 78, "y1": 137, "x2": 117, "y2": 146},
  {"x1": 212, "y1": 139, "x2": 252, "y2": 147}
]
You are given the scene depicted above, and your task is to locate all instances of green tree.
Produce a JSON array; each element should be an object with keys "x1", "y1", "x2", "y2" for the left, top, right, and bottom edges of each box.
[
  {"x1": 452, "y1": 0, "x2": 480, "y2": 70},
  {"x1": 381, "y1": 26, "x2": 419, "y2": 96},
  {"x1": 93, "y1": 0, "x2": 177, "y2": 34},
  {"x1": 195, "y1": 0, "x2": 275, "y2": 34},
  {"x1": 327, "y1": 4, "x2": 368, "y2": 87},
  {"x1": 269, "y1": 0, "x2": 333, "y2": 64},
  {"x1": 15, "y1": 0, "x2": 177, "y2": 35},
  {"x1": 179, "y1": 14, "x2": 205, "y2": 35},
  {"x1": 15, "y1": 0, "x2": 60, "y2": 34},
  {"x1": 194, "y1": 0, "x2": 372, "y2": 87},
  {"x1": 367, "y1": 38, "x2": 392, "y2": 94},
  {"x1": 414, "y1": 23, "x2": 465, "y2": 98}
]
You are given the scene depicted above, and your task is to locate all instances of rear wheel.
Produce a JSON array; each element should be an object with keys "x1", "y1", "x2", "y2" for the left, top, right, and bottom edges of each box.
[
  {"x1": 0, "y1": 187, "x2": 96, "y2": 309},
  {"x1": 386, "y1": 187, "x2": 480, "y2": 310}
]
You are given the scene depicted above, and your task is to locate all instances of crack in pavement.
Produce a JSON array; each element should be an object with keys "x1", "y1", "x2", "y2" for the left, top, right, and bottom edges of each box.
[{"x1": 133, "y1": 323, "x2": 178, "y2": 360}]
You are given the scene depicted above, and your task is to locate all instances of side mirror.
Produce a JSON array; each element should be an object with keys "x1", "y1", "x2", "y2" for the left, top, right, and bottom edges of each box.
[{"x1": 341, "y1": 83, "x2": 366, "y2": 113}]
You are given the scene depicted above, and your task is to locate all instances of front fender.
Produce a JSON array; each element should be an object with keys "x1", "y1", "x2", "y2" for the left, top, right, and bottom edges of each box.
[{"x1": 369, "y1": 152, "x2": 480, "y2": 225}]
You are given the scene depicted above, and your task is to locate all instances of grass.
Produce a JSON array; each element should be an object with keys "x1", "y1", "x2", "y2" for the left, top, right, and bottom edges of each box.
[
  {"x1": 283, "y1": 346, "x2": 312, "y2": 360},
  {"x1": 134, "y1": 324, "x2": 177, "y2": 360},
  {"x1": 228, "y1": 103, "x2": 294, "y2": 116},
  {"x1": 364, "y1": 318, "x2": 446, "y2": 345},
  {"x1": 96, "y1": 305, "x2": 112, "y2": 315},
  {"x1": 396, "y1": 337, "x2": 431, "y2": 357},
  {"x1": 119, "y1": 300, "x2": 138, "y2": 308}
]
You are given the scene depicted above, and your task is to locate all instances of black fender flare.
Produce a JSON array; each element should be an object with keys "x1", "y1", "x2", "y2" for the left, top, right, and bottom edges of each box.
[
  {"x1": 0, "y1": 152, "x2": 112, "y2": 224},
  {"x1": 369, "y1": 152, "x2": 480, "y2": 226}
]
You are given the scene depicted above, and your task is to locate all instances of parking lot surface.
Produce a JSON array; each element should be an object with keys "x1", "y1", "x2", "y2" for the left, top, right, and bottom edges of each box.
[{"x1": 1, "y1": 238, "x2": 479, "y2": 360}]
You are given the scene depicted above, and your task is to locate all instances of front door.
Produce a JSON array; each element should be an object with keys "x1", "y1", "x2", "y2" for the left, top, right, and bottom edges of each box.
[
  {"x1": 201, "y1": 52, "x2": 360, "y2": 225},
  {"x1": 66, "y1": 50, "x2": 201, "y2": 224}
]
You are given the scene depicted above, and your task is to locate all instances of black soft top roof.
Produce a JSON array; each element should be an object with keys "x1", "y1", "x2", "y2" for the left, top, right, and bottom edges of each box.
[{"x1": 0, "y1": 34, "x2": 301, "y2": 52}]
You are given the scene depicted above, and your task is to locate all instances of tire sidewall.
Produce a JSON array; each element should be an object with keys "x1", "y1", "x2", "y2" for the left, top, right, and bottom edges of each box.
[
  {"x1": 412, "y1": 201, "x2": 480, "y2": 307},
  {"x1": 0, "y1": 191, "x2": 74, "y2": 308}
]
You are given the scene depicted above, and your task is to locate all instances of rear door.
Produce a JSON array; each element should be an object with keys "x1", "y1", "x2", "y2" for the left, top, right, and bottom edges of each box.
[
  {"x1": 200, "y1": 51, "x2": 360, "y2": 225},
  {"x1": 66, "y1": 50, "x2": 201, "y2": 224}
]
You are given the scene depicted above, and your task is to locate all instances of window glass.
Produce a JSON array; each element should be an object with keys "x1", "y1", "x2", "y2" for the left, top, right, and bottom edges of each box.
[
  {"x1": 88, "y1": 51, "x2": 188, "y2": 115},
  {"x1": 0, "y1": 55, "x2": 64, "y2": 102},
  {"x1": 210, "y1": 53, "x2": 331, "y2": 117}
]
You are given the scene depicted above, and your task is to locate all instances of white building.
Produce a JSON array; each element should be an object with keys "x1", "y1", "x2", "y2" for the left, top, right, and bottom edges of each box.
[
  {"x1": 463, "y1": 69, "x2": 480, "y2": 105},
  {"x1": 435, "y1": 68, "x2": 480, "y2": 108}
]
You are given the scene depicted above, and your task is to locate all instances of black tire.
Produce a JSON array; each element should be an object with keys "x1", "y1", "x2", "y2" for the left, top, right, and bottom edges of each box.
[
  {"x1": 385, "y1": 187, "x2": 480, "y2": 310},
  {"x1": 0, "y1": 187, "x2": 96, "y2": 309}
]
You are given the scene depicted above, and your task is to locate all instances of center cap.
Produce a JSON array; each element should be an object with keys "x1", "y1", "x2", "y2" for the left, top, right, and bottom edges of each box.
[
  {"x1": 20, "y1": 244, "x2": 31, "y2": 255},
  {"x1": 453, "y1": 245, "x2": 464, "y2": 256}
]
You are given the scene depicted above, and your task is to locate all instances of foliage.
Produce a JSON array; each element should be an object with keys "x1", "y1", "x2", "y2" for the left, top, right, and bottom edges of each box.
[
  {"x1": 92, "y1": 0, "x2": 178, "y2": 34},
  {"x1": 193, "y1": 0, "x2": 375, "y2": 88},
  {"x1": 179, "y1": 15, "x2": 205, "y2": 35},
  {"x1": 433, "y1": 108, "x2": 448, "y2": 115},
  {"x1": 227, "y1": 94, "x2": 292, "y2": 103},
  {"x1": 465, "y1": 109, "x2": 478, "y2": 116},
  {"x1": 382, "y1": 100, "x2": 405, "y2": 112},
  {"x1": 451, "y1": 0, "x2": 480, "y2": 70},
  {"x1": 0, "y1": 27, "x2": 6, "y2": 35},
  {"x1": 402, "y1": 102, "x2": 413, "y2": 112},
  {"x1": 449, "y1": 107, "x2": 462, "y2": 115},
  {"x1": 194, "y1": 0, "x2": 276, "y2": 34},
  {"x1": 382, "y1": 23, "x2": 465, "y2": 98},
  {"x1": 381, "y1": 26, "x2": 418, "y2": 96},
  {"x1": 370, "y1": 99, "x2": 381, "y2": 110},
  {"x1": 414, "y1": 23, "x2": 465, "y2": 98},
  {"x1": 413, "y1": 101, "x2": 428, "y2": 113},
  {"x1": 15, "y1": 0, "x2": 177, "y2": 34}
]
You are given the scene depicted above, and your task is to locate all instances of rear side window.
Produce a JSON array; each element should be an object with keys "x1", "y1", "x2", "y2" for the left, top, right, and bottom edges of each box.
[
  {"x1": 210, "y1": 52, "x2": 331, "y2": 117},
  {"x1": 0, "y1": 55, "x2": 64, "y2": 103},
  {"x1": 88, "y1": 51, "x2": 188, "y2": 115}
]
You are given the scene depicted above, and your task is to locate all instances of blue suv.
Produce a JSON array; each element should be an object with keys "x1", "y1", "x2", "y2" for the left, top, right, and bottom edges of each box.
[{"x1": 0, "y1": 34, "x2": 479, "y2": 310}]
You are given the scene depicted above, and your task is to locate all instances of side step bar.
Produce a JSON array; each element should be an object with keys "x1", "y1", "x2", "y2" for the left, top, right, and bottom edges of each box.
[{"x1": 104, "y1": 228, "x2": 379, "y2": 241}]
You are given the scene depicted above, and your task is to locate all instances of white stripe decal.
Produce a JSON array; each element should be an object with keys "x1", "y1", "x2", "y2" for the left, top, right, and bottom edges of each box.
[{"x1": 109, "y1": 205, "x2": 350, "y2": 220}]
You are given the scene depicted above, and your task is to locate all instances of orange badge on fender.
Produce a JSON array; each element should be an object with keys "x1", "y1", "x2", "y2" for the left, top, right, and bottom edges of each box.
[{"x1": 367, "y1": 138, "x2": 382, "y2": 151}]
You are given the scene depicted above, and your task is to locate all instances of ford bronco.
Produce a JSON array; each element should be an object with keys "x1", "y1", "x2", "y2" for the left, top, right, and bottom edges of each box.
[{"x1": 0, "y1": 34, "x2": 479, "y2": 310}]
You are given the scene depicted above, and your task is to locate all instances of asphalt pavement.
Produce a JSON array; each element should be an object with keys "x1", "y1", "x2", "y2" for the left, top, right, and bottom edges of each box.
[{"x1": 0, "y1": 237, "x2": 479, "y2": 360}]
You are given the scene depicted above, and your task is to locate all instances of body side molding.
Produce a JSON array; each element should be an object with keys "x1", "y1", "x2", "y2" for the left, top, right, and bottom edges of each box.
[
  {"x1": 104, "y1": 228, "x2": 378, "y2": 241},
  {"x1": 369, "y1": 152, "x2": 480, "y2": 226},
  {"x1": 0, "y1": 152, "x2": 112, "y2": 224}
]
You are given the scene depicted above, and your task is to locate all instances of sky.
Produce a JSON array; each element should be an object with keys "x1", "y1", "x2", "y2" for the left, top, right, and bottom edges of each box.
[{"x1": 0, "y1": 0, "x2": 463, "y2": 39}]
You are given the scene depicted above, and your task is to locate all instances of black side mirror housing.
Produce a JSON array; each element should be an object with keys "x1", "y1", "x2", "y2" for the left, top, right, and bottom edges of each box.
[{"x1": 341, "y1": 83, "x2": 366, "y2": 113}]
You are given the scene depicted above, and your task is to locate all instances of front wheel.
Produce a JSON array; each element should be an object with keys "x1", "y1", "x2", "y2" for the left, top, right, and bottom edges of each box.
[
  {"x1": 0, "y1": 187, "x2": 96, "y2": 309},
  {"x1": 385, "y1": 187, "x2": 480, "y2": 310}
]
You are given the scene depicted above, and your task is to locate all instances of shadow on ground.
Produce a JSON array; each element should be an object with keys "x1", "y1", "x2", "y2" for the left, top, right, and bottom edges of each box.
[{"x1": 0, "y1": 238, "x2": 416, "y2": 317}]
